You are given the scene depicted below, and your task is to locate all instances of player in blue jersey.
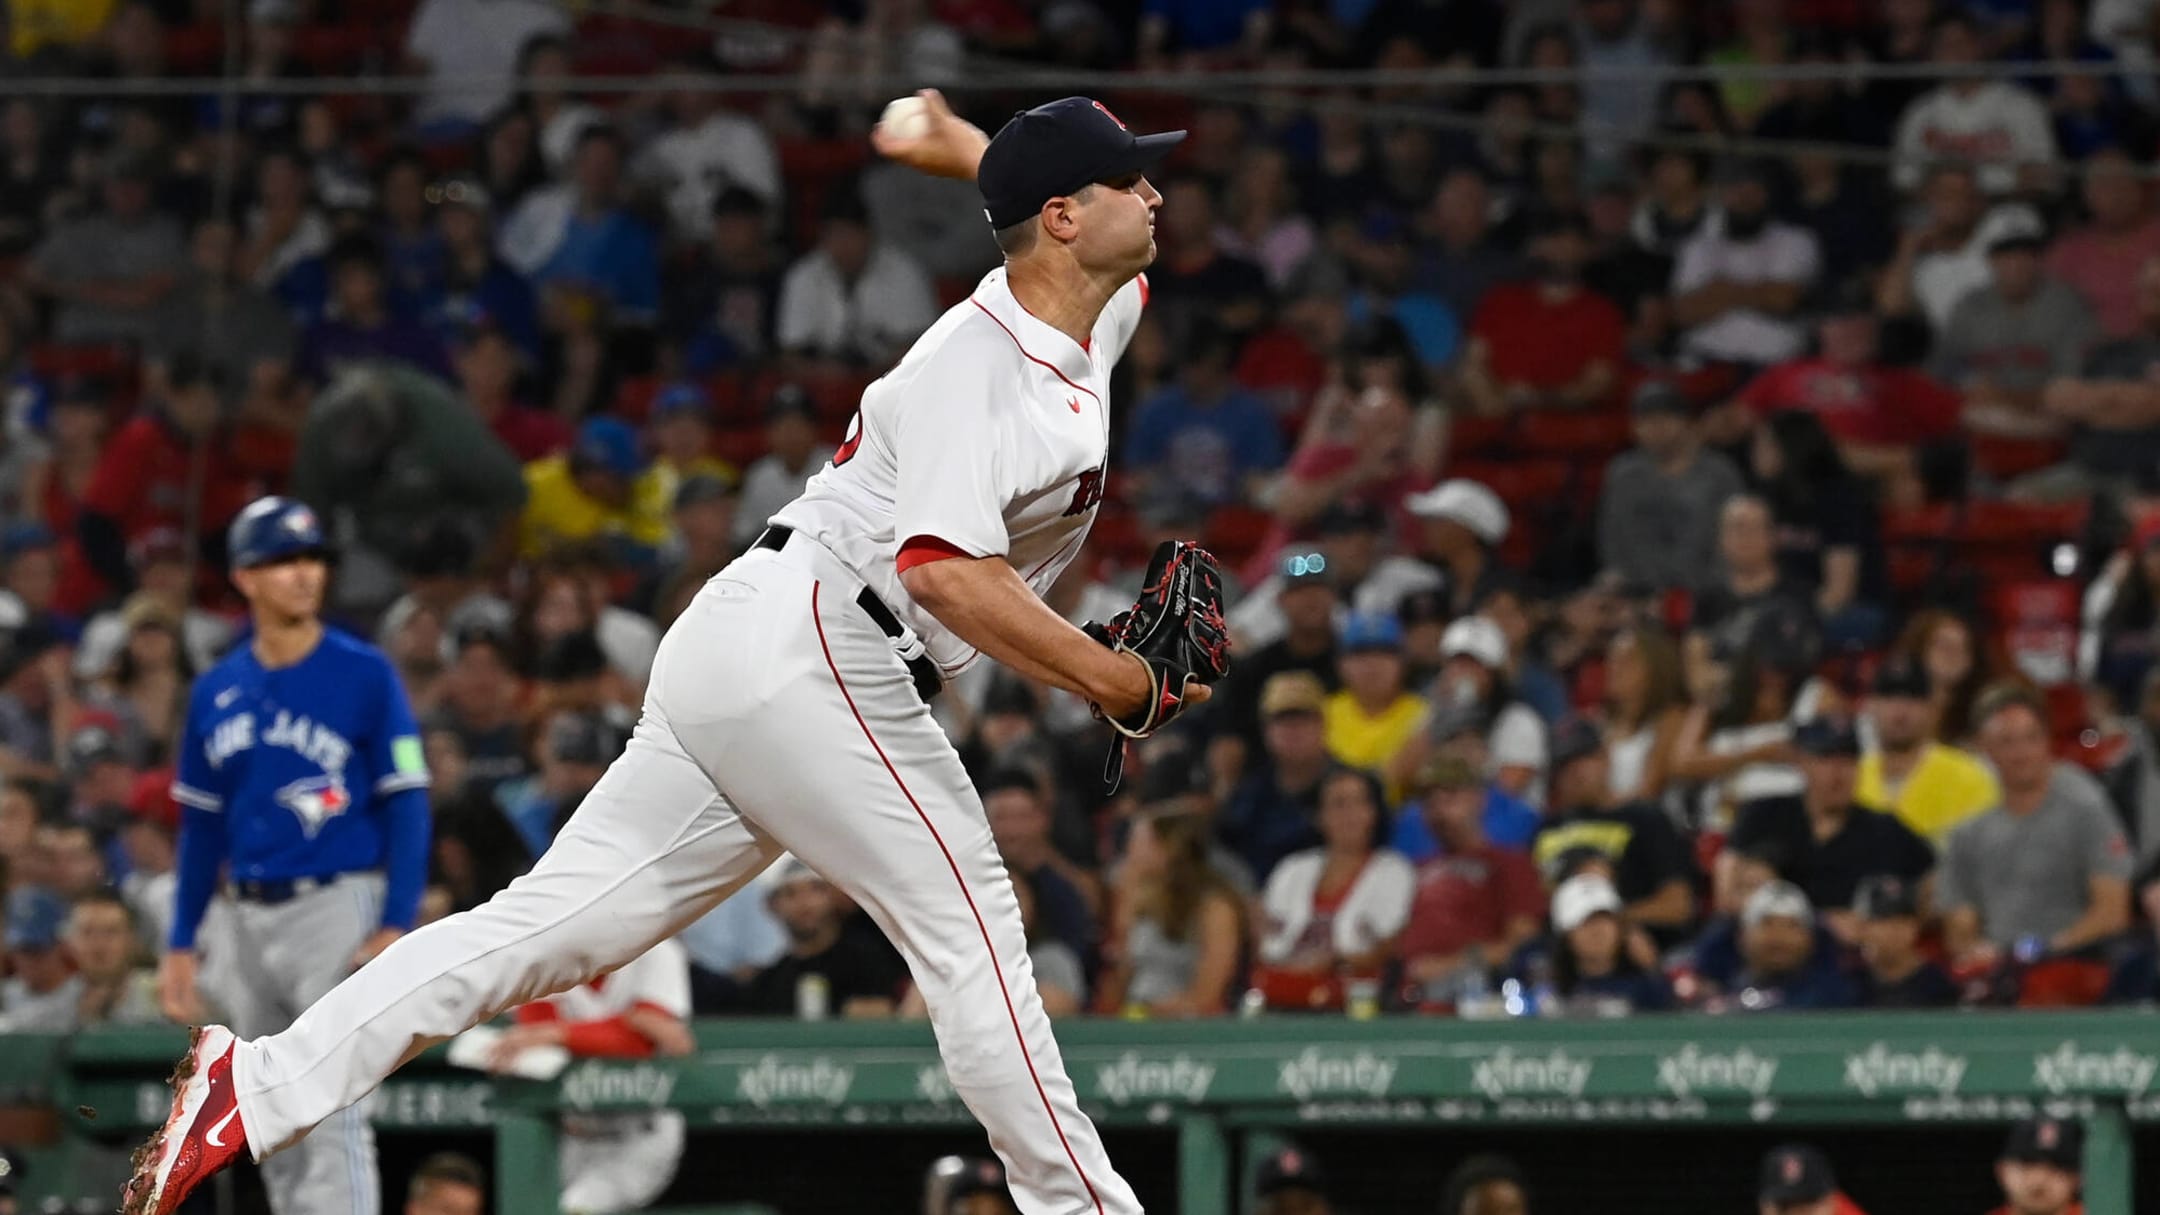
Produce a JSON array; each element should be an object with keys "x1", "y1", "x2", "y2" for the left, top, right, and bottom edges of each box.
[{"x1": 153, "y1": 495, "x2": 430, "y2": 1215}]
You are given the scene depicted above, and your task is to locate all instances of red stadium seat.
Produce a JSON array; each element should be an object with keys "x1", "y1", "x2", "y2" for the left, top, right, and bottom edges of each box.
[
  {"x1": 1962, "y1": 500, "x2": 2090, "y2": 545},
  {"x1": 1969, "y1": 434, "x2": 2067, "y2": 482},
  {"x1": 1517, "y1": 410, "x2": 1631, "y2": 459},
  {"x1": 1448, "y1": 458, "x2": 1574, "y2": 509},
  {"x1": 1202, "y1": 505, "x2": 1273, "y2": 569},
  {"x1": 1880, "y1": 504, "x2": 1958, "y2": 545},
  {"x1": 1444, "y1": 414, "x2": 1513, "y2": 461},
  {"x1": 713, "y1": 425, "x2": 767, "y2": 468}
]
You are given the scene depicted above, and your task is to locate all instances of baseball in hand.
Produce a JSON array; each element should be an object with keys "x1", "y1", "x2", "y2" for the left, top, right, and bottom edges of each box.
[{"x1": 880, "y1": 95, "x2": 934, "y2": 141}]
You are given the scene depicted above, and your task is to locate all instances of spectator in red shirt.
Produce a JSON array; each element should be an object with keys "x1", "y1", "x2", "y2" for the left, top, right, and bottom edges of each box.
[
  {"x1": 448, "y1": 305, "x2": 571, "y2": 463},
  {"x1": 72, "y1": 354, "x2": 254, "y2": 603},
  {"x1": 1396, "y1": 755, "x2": 1543, "y2": 1005},
  {"x1": 2047, "y1": 148, "x2": 2160, "y2": 340},
  {"x1": 1737, "y1": 291, "x2": 1965, "y2": 505},
  {"x1": 1458, "y1": 210, "x2": 1627, "y2": 416}
]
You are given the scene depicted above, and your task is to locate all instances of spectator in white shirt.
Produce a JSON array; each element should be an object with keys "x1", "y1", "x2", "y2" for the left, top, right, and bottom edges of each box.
[
  {"x1": 402, "y1": 0, "x2": 569, "y2": 135},
  {"x1": 1879, "y1": 164, "x2": 2047, "y2": 331},
  {"x1": 1892, "y1": 13, "x2": 2059, "y2": 195},
  {"x1": 1670, "y1": 159, "x2": 1821, "y2": 368},
  {"x1": 635, "y1": 62, "x2": 785, "y2": 245},
  {"x1": 733, "y1": 386, "x2": 837, "y2": 548},
  {"x1": 776, "y1": 188, "x2": 938, "y2": 369}
]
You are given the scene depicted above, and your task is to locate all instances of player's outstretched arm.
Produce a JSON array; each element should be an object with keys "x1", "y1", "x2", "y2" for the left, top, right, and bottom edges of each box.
[
  {"x1": 871, "y1": 89, "x2": 990, "y2": 182},
  {"x1": 901, "y1": 555, "x2": 1188, "y2": 719}
]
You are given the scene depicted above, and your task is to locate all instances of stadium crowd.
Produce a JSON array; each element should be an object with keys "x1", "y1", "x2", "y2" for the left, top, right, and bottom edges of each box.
[{"x1": 3, "y1": 0, "x2": 2160, "y2": 1075}]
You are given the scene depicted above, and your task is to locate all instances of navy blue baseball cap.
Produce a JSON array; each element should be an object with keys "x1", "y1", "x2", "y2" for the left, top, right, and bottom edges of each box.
[{"x1": 978, "y1": 97, "x2": 1186, "y2": 230}]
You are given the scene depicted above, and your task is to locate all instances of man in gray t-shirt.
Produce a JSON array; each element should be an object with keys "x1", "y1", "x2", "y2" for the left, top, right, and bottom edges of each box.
[
  {"x1": 1940, "y1": 689, "x2": 2132, "y2": 965},
  {"x1": 1933, "y1": 230, "x2": 2092, "y2": 429},
  {"x1": 21, "y1": 154, "x2": 185, "y2": 346}
]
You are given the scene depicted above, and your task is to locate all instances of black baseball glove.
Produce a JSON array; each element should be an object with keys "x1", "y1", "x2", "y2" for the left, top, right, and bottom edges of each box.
[{"x1": 1083, "y1": 540, "x2": 1233, "y2": 790}]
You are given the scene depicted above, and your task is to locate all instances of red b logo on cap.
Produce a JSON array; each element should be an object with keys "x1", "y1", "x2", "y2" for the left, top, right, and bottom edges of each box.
[{"x1": 1091, "y1": 100, "x2": 1128, "y2": 131}]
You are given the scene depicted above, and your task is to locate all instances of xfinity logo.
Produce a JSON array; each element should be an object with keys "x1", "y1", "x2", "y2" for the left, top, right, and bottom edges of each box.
[
  {"x1": 733, "y1": 1055, "x2": 854, "y2": 1107},
  {"x1": 561, "y1": 1061, "x2": 676, "y2": 1111},
  {"x1": 1656, "y1": 1044, "x2": 1780, "y2": 1098},
  {"x1": 2033, "y1": 1042, "x2": 2158, "y2": 1096},
  {"x1": 1276, "y1": 1047, "x2": 1398, "y2": 1100},
  {"x1": 1470, "y1": 1047, "x2": 1592, "y2": 1101},
  {"x1": 1842, "y1": 1043, "x2": 1967, "y2": 1097},
  {"x1": 1094, "y1": 1052, "x2": 1215, "y2": 1103}
]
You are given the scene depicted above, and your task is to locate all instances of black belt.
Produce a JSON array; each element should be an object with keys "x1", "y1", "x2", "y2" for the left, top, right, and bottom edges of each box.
[
  {"x1": 754, "y1": 525, "x2": 943, "y2": 702},
  {"x1": 233, "y1": 874, "x2": 343, "y2": 904}
]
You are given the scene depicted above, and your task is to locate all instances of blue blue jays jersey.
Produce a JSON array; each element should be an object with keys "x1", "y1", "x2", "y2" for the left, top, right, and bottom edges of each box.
[{"x1": 173, "y1": 629, "x2": 429, "y2": 882}]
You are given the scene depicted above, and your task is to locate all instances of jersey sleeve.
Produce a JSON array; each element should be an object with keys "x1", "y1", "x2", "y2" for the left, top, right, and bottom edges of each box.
[
  {"x1": 1094, "y1": 274, "x2": 1149, "y2": 367},
  {"x1": 890, "y1": 346, "x2": 1019, "y2": 560},
  {"x1": 368, "y1": 655, "x2": 430, "y2": 796},
  {"x1": 172, "y1": 692, "x2": 223, "y2": 812}
]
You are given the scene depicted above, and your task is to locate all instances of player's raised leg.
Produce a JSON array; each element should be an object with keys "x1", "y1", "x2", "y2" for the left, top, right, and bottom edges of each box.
[
  {"x1": 660, "y1": 560, "x2": 1142, "y2": 1215},
  {"x1": 121, "y1": 705, "x2": 781, "y2": 1215}
]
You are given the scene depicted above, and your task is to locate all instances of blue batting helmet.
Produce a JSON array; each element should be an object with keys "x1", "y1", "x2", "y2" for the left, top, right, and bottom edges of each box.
[{"x1": 227, "y1": 496, "x2": 330, "y2": 570}]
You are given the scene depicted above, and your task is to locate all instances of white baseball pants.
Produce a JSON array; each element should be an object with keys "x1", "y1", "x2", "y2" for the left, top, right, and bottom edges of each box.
[{"x1": 228, "y1": 536, "x2": 1142, "y2": 1215}]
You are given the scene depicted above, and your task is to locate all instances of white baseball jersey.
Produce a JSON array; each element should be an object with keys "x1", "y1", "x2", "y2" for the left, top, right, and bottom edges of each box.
[{"x1": 774, "y1": 266, "x2": 1148, "y2": 677}]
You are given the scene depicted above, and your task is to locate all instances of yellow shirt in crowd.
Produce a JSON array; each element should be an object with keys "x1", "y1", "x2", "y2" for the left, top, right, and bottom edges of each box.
[
  {"x1": 1856, "y1": 743, "x2": 2001, "y2": 846},
  {"x1": 1323, "y1": 691, "x2": 1430, "y2": 797},
  {"x1": 519, "y1": 455, "x2": 672, "y2": 559},
  {"x1": 11, "y1": 0, "x2": 116, "y2": 56}
]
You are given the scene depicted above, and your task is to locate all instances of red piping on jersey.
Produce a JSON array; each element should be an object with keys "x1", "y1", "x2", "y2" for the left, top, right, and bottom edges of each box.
[
  {"x1": 811, "y1": 582, "x2": 1107, "y2": 1215},
  {"x1": 897, "y1": 534, "x2": 971, "y2": 573},
  {"x1": 970, "y1": 299, "x2": 1101, "y2": 406},
  {"x1": 1025, "y1": 529, "x2": 1087, "y2": 582}
]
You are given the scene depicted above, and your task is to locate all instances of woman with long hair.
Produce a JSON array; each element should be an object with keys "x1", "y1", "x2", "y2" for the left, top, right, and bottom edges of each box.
[
  {"x1": 1669, "y1": 645, "x2": 1808, "y2": 835},
  {"x1": 1251, "y1": 769, "x2": 1414, "y2": 1010},
  {"x1": 1749, "y1": 409, "x2": 1885, "y2": 640},
  {"x1": 1894, "y1": 608, "x2": 1991, "y2": 746},
  {"x1": 98, "y1": 593, "x2": 197, "y2": 760},
  {"x1": 1097, "y1": 808, "x2": 1245, "y2": 1018},
  {"x1": 1514, "y1": 872, "x2": 1673, "y2": 1013},
  {"x1": 1603, "y1": 625, "x2": 1689, "y2": 805},
  {"x1": 1270, "y1": 318, "x2": 1447, "y2": 526}
]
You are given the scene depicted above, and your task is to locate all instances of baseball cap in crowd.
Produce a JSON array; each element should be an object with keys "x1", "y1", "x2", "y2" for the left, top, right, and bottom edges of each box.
[
  {"x1": 1551, "y1": 872, "x2": 1623, "y2": 933},
  {"x1": 945, "y1": 1157, "x2": 1011, "y2": 1201},
  {"x1": 66, "y1": 723, "x2": 126, "y2": 774},
  {"x1": 673, "y1": 473, "x2": 737, "y2": 512},
  {"x1": 1398, "y1": 588, "x2": 1448, "y2": 628},
  {"x1": 0, "y1": 623, "x2": 64, "y2": 685},
  {"x1": 1412, "y1": 753, "x2": 1482, "y2": 795},
  {"x1": 1870, "y1": 656, "x2": 1932, "y2": 700},
  {"x1": 1629, "y1": 379, "x2": 1692, "y2": 418},
  {"x1": 765, "y1": 382, "x2": 815, "y2": 424},
  {"x1": 129, "y1": 768, "x2": 180, "y2": 832},
  {"x1": 1758, "y1": 1144, "x2": 1836, "y2": 1207},
  {"x1": 1255, "y1": 1146, "x2": 1326, "y2": 1197},
  {"x1": 1548, "y1": 713, "x2": 1604, "y2": 770},
  {"x1": 1440, "y1": 614, "x2": 1508, "y2": 670},
  {"x1": 429, "y1": 173, "x2": 492, "y2": 214},
  {"x1": 651, "y1": 381, "x2": 712, "y2": 422},
  {"x1": 1339, "y1": 611, "x2": 1404, "y2": 653},
  {"x1": 1852, "y1": 874, "x2": 1919, "y2": 921},
  {"x1": 1743, "y1": 880, "x2": 1815, "y2": 931},
  {"x1": 1314, "y1": 500, "x2": 1387, "y2": 537},
  {"x1": 1260, "y1": 671, "x2": 1327, "y2": 719},
  {"x1": 128, "y1": 527, "x2": 189, "y2": 572},
  {"x1": 1279, "y1": 550, "x2": 1330, "y2": 590},
  {"x1": 0, "y1": 521, "x2": 54, "y2": 560},
  {"x1": 547, "y1": 712, "x2": 624, "y2": 767},
  {"x1": 1988, "y1": 224, "x2": 2049, "y2": 257},
  {"x1": 977, "y1": 97, "x2": 1187, "y2": 230},
  {"x1": 570, "y1": 416, "x2": 644, "y2": 478},
  {"x1": 1793, "y1": 717, "x2": 1861, "y2": 758},
  {"x1": 2003, "y1": 1116, "x2": 2083, "y2": 1170},
  {"x1": 3, "y1": 887, "x2": 66, "y2": 953},
  {"x1": 1405, "y1": 479, "x2": 1509, "y2": 545}
]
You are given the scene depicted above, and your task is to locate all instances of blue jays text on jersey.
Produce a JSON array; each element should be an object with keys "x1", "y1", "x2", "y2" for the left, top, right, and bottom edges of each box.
[{"x1": 169, "y1": 629, "x2": 432, "y2": 950}]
